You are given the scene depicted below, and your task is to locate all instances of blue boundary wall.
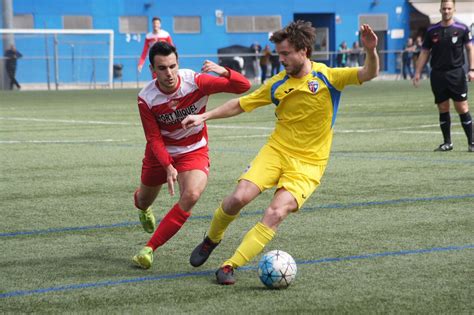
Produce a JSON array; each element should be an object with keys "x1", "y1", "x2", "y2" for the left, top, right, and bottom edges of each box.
[{"x1": 2, "y1": 0, "x2": 412, "y2": 84}]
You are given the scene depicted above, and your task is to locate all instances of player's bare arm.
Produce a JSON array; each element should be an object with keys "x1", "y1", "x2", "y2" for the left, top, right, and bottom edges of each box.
[
  {"x1": 138, "y1": 42, "x2": 149, "y2": 72},
  {"x1": 357, "y1": 24, "x2": 379, "y2": 83},
  {"x1": 181, "y1": 98, "x2": 244, "y2": 129},
  {"x1": 466, "y1": 42, "x2": 474, "y2": 82},
  {"x1": 413, "y1": 49, "x2": 430, "y2": 87},
  {"x1": 165, "y1": 164, "x2": 178, "y2": 196}
]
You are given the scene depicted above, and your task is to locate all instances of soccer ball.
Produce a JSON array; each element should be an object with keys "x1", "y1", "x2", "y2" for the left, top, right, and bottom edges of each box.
[{"x1": 257, "y1": 250, "x2": 297, "y2": 289}]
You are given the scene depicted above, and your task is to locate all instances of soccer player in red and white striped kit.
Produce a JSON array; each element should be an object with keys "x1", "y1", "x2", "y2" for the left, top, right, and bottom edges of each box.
[
  {"x1": 137, "y1": 17, "x2": 173, "y2": 74},
  {"x1": 132, "y1": 41, "x2": 251, "y2": 269}
]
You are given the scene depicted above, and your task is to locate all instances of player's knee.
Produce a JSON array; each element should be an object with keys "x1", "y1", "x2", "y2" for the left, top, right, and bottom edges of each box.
[
  {"x1": 263, "y1": 206, "x2": 287, "y2": 227},
  {"x1": 437, "y1": 104, "x2": 450, "y2": 112},
  {"x1": 181, "y1": 189, "x2": 202, "y2": 206},
  {"x1": 454, "y1": 102, "x2": 469, "y2": 114},
  {"x1": 224, "y1": 194, "x2": 248, "y2": 211}
]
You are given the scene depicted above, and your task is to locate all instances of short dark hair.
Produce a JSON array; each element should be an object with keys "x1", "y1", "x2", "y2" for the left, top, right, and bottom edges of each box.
[
  {"x1": 270, "y1": 20, "x2": 316, "y2": 58},
  {"x1": 152, "y1": 17, "x2": 161, "y2": 23},
  {"x1": 148, "y1": 41, "x2": 178, "y2": 66}
]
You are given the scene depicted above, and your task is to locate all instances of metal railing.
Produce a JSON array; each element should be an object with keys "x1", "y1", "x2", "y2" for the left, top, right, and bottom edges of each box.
[{"x1": 0, "y1": 50, "x2": 436, "y2": 90}]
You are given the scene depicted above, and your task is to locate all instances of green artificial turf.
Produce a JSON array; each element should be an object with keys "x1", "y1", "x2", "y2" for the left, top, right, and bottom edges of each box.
[{"x1": 1, "y1": 80, "x2": 473, "y2": 313}]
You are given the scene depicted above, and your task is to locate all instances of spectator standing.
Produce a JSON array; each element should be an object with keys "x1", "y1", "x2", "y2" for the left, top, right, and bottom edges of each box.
[
  {"x1": 414, "y1": 35, "x2": 430, "y2": 78},
  {"x1": 402, "y1": 38, "x2": 416, "y2": 79},
  {"x1": 4, "y1": 44, "x2": 22, "y2": 90},
  {"x1": 259, "y1": 45, "x2": 272, "y2": 84},
  {"x1": 348, "y1": 41, "x2": 362, "y2": 67},
  {"x1": 270, "y1": 49, "x2": 281, "y2": 75},
  {"x1": 250, "y1": 42, "x2": 262, "y2": 82},
  {"x1": 336, "y1": 41, "x2": 349, "y2": 67}
]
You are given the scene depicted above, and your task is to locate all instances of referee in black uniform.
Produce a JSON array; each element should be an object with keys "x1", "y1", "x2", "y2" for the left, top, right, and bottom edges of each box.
[{"x1": 413, "y1": 0, "x2": 473, "y2": 152}]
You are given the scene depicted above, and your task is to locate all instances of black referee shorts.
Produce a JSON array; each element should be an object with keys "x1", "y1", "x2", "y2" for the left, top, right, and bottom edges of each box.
[{"x1": 430, "y1": 67, "x2": 468, "y2": 104}]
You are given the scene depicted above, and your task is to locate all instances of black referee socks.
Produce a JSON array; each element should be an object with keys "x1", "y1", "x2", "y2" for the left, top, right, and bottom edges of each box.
[{"x1": 459, "y1": 112, "x2": 473, "y2": 145}]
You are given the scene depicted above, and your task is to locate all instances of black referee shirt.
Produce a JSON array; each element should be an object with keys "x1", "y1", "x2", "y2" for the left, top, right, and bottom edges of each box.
[{"x1": 422, "y1": 22, "x2": 472, "y2": 71}]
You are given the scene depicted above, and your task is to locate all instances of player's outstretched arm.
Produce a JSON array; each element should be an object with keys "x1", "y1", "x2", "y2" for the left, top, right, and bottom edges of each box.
[
  {"x1": 358, "y1": 24, "x2": 379, "y2": 83},
  {"x1": 197, "y1": 60, "x2": 251, "y2": 95},
  {"x1": 182, "y1": 98, "x2": 244, "y2": 129},
  {"x1": 201, "y1": 60, "x2": 229, "y2": 77}
]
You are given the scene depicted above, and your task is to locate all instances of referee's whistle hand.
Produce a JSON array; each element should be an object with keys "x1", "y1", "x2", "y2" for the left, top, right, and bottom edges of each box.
[{"x1": 412, "y1": 75, "x2": 420, "y2": 87}]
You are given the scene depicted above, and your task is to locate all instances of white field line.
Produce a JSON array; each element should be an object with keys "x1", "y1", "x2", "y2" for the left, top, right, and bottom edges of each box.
[
  {"x1": 334, "y1": 123, "x2": 461, "y2": 133},
  {"x1": 399, "y1": 130, "x2": 464, "y2": 135},
  {"x1": 0, "y1": 139, "x2": 128, "y2": 144},
  {"x1": 218, "y1": 134, "x2": 271, "y2": 139},
  {"x1": 0, "y1": 117, "x2": 273, "y2": 129},
  {"x1": 1, "y1": 116, "x2": 459, "y2": 131},
  {"x1": 0, "y1": 117, "x2": 137, "y2": 126},
  {"x1": 208, "y1": 124, "x2": 273, "y2": 130},
  {"x1": 0, "y1": 117, "x2": 464, "y2": 142},
  {"x1": 3, "y1": 131, "x2": 460, "y2": 143},
  {"x1": 217, "y1": 130, "x2": 464, "y2": 139}
]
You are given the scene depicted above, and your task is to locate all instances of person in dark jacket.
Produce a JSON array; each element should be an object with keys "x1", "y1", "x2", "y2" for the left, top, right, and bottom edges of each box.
[{"x1": 4, "y1": 45, "x2": 22, "y2": 90}]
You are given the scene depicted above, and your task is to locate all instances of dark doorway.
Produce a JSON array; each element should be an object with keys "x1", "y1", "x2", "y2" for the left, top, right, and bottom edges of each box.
[
  {"x1": 294, "y1": 13, "x2": 335, "y2": 65},
  {"x1": 410, "y1": 7, "x2": 431, "y2": 39},
  {"x1": 374, "y1": 30, "x2": 386, "y2": 71}
]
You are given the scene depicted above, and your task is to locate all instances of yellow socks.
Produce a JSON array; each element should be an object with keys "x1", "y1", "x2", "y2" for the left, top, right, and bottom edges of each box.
[
  {"x1": 207, "y1": 205, "x2": 239, "y2": 244},
  {"x1": 223, "y1": 222, "x2": 275, "y2": 268},
  {"x1": 207, "y1": 206, "x2": 276, "y2": 268}
]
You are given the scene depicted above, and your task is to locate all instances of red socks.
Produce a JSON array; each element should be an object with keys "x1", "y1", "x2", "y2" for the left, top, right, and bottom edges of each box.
[{"x1": 146, "y1": 203, "x2": 190, "y2": 251}]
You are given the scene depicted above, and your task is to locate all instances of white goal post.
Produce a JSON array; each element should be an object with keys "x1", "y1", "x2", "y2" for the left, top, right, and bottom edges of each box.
[{"x1": 1, "y1": 28, "x2": 114, "y2": 89}]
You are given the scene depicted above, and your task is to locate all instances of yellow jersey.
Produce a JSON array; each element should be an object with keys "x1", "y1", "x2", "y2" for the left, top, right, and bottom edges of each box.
[{"x1": 239, "y1": 62, "x2": 360, "y2": 165}]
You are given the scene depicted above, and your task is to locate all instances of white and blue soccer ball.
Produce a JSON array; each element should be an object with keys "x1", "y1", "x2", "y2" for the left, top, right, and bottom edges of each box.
[{"x1": 257, "y1": 250, "x2": 297, "y2": 289}]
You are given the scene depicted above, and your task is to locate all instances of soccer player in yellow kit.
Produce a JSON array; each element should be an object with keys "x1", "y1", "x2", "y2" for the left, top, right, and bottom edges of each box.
[{"x1": 182, "y1": 21, "x2": 379, "y2": 285}]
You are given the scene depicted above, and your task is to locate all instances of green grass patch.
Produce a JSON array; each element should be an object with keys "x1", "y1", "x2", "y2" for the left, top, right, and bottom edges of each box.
[{"x1": 1, "y1": 81, "x2": 473, "y2": 313}]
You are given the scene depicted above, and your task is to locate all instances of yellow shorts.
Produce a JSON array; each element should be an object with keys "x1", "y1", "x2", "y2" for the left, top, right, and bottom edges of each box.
[{"x1": 238, "y1": 144, "x2": 326, "y2": 209}]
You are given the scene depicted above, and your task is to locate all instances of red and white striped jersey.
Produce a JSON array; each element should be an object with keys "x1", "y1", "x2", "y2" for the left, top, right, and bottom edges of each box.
[
  {"x1": 138, "y1": 30, "x2": 174, "y2": 68},
  {"x1": 137, "y1": 68, "x2": 250, "y2": 167}
]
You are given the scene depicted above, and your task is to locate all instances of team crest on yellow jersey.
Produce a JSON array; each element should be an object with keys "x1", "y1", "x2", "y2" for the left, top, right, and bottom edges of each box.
[{"x1": 308, "y1": 80, "x2": 319, "y2": 94}]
